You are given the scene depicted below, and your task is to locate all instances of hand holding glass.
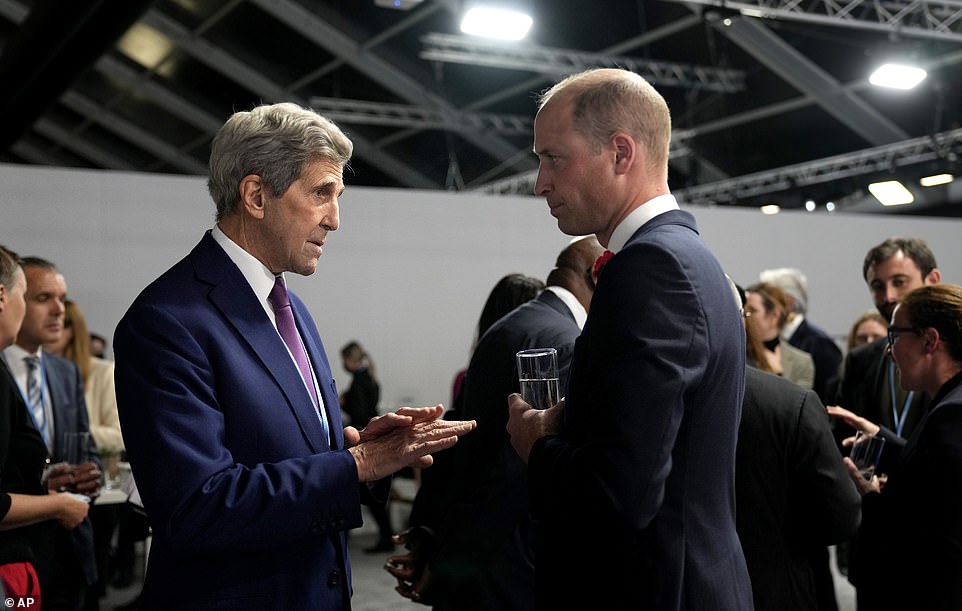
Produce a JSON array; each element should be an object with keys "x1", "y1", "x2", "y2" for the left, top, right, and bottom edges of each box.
[
  {"x1": 850, "y1": 431, "x2": 886, "y2": 480},
  {"x1": 516, "y1": 348, "x2": 560, "y2": 409}
]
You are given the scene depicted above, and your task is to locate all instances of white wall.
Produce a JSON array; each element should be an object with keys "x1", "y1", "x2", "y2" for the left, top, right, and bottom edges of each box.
[{"x1": 3, "y1": 163, "x2": 959, "y2": 412}]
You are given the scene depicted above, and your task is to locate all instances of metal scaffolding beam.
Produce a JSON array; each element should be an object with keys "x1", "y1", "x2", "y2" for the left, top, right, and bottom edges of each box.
[
  {"x1": 307, "y1": 97, "x2": 532, "y2": 136},
  {"x1": 478, "y1": 129, "x2": 962, "y2": 199},
  {"x1": 420, "y1": 33, "x2": 747, "y2": 93},
  {"x1": 673, "y1": 128, "x2": 962, "y2": 205},
  {"x1": 668, "y1": 0, "x2": 962, "y2": 43}
]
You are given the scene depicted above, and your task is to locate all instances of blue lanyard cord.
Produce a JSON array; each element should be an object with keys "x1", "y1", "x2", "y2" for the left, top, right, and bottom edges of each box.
[{"x1": 889, "y1": 360, "x2": 914, "y2": 437}]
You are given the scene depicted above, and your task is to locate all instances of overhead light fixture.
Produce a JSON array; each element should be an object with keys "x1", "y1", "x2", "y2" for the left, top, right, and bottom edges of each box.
[
  {"x1": 920, "y1": 173, "x2": 954, "y2": 187},
  {"x1": 374, "y1": 0, "x2": 423, "y2": 9},
  {"x1": 825, "y1": 201, "x2": 836, "y2": 212},
  {"x1": 460, "y1": 4, "x2": 533, "y2": 40},
  {"x1": 804, "y1": 199, "x2": 816, "y2": 212},
  {"x1": 760, "y1": 204, "x2": 780, "y2": 215},
  {"x1": 868, "y1": 180, "x2": 915, "y2": 206},
  {"x1": 868, "y1": 63, "x2": 927, "y2": 90}
]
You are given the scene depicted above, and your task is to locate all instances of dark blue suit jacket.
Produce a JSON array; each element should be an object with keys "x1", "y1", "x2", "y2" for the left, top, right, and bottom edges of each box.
[
  {"x1": 430, "y1": 290, "x2": 581, "y2": 610},
  {"x1": 788, "y1": 317, "x2": 842, "y2": 403},
  {"x1": 43, "y1": 352, "x2": 99, "y2": 586},
  {"x1": 528, "y1": 210, "x2": 753, "y2": 610},
  {"x1": 114, "y1": 232, "x2": 361, "y2": 611}
]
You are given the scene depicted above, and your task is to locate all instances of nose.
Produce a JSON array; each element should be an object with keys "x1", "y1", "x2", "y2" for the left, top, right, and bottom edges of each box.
[
  {"x1": 534, "y1": 164, "x2": 550, "y2": 197},
  {"x1": 883, "y1": 283, "x2": 900, "y2": 305},
  {"x1": 323, "y1": 198, "x2": 339, "y2": 232}
]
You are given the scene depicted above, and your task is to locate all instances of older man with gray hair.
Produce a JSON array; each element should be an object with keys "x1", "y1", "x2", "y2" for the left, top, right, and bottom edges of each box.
[{"x1": 759, "y1": 267, "x2": 841, "y2": 402}]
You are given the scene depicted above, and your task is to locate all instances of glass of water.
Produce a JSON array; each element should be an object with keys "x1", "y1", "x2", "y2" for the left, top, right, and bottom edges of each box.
[{"x1": 516, "y1": 348, "x2": 560, "y2": 409}]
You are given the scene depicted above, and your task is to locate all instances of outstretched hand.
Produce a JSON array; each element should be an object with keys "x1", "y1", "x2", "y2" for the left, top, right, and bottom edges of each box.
[
  {"x1": 348, "y1": 405, "x2": 476, "y2": 481},
  {"x1": 826, "y1": 405, "x2": 881, "y2": 445}
]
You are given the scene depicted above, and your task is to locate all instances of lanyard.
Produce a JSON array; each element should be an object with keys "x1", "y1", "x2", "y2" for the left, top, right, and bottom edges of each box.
[{"x1": 889, "y1": 360, "x2": 914, "y2": 437}]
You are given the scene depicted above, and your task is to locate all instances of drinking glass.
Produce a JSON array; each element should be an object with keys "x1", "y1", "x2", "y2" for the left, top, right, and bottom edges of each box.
[{"x1": 516, "y1": 348, "x2": 560, "y2": 409}]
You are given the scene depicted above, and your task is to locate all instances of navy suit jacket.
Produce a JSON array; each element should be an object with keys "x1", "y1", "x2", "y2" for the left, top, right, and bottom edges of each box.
[
  {"x1": 528, "y1": 210, "x2": 753, "y2": 610},
  {"x1": 430, "y1": 290, "x2": 581, "y2": 610},
  {"x1": 788, "y1": 318, "x2": 842, "y2": 403},
  {"x1": 114, "y1": 232, "x2": 362, "y2": 611},
  {"x1": 43, "y1": 352, "x2": 99, "y2": 585}
]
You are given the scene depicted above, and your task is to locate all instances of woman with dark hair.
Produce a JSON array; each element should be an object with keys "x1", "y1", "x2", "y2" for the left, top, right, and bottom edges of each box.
[
  {"x1": 450, "y1": 274, "x2": 545, "y2": 416},
  {"x1": 833, "y1": 284, "x2": 962, "y2": 609}
]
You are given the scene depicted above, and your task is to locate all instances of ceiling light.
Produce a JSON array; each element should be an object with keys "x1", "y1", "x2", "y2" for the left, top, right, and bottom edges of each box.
[
  {"x1": 373, "y1": 0, "x2": 423, "y2": 9},
  {"x1": 825, "y1": 201, "x2": 836, "y2": 212},
  {"x1": 868, "y1": 180, "x2": 915, "y2": 206},
  {"x1": 868, "y1": 63, "x2": 927, "y2": 90},
  {"x1": 760, "y1": 204, "x2": 780, "y2": 215},
  {"x1": 804, "y1": 199, "x2": 816, "y2": 212},
  {"x1": 460, "y1": 5, "x2": 533, "y2": 40},
  {"x1": 920, "y1": 173, "x2": 954, "y2": 187}
]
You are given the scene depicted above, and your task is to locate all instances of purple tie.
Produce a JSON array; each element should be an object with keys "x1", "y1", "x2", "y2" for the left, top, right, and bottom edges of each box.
[{"x1": 269, "y1": 277, "x2": 320, "y2": 411}]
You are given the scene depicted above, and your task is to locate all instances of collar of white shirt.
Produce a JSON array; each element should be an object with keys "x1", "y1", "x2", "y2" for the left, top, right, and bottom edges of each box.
[
  {"x1": 607, "y1": 194, "x2": 680, "y2": 253},
  {"x1": 211, "y1": 225, "x2": 281, "y2": 325},
  {"x1": 545, "y1": 285, "x2": 588, "y2": 330}
]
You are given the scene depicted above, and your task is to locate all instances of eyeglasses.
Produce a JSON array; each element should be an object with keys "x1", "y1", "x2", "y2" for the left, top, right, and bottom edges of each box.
[{"x1": 887, "y1": 326, "x2": 917, "y2": 347}]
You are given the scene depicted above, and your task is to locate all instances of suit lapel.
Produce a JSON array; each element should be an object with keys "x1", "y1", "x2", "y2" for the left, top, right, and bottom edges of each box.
[{"x1": 192, "y1": 234, "x2": 329, "y2": 453}]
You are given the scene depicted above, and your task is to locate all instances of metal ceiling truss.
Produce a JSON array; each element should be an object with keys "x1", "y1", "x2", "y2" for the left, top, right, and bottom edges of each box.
[
  {"x1": 670, "y1": 0, "x2": 962, "y2": 43},
  {"x1": 477, "y1": 128, "x2": 962, "y2": 199},
  {"x1": 249, "y1": 0, "x2": 533, "y2": 175},
  {"x1": 141, "y1": 7, "x2": 440, "y2": 189},
  {"x1": 307, "y1": 96, "x2": 532, "y2": 135},
  {"x1": 419, "y1": 33, "x2": 748, "y2": 94},
  {"x1": 673, "y1": 127, "x2": 962, "y2": 205}
]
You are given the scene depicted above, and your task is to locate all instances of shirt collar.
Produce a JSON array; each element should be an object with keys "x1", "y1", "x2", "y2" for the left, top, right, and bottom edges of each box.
[
  {"x1": 545, "y1": 286, "x2": 587, "y2": 330},
  {"x1": 607, "y1": 194, "x2": 679, "y2": 253},
  {"x1": 781, "y1": 313, "x2": 804, "y2": 340},
  {"x1": 211, "y1": 225, "x2": 280, "y2": 322}
]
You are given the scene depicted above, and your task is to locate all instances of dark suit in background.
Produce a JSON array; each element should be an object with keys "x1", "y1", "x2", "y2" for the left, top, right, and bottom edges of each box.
[
  {"x1": 788, "y1": 317, "x2": 843, "y2": 403},
  {"x1": 24, "y1": 352, "x2": 99, "y2": 611},
  {"x1": 528, "y1": 211, "x2": 752, "y2": 610},
  {"x1": 737, "y1": 366, "x2": 860, "y2": 611},
  {"x1": 429, "y1": 289, "x2": 581, "y2": 611}
]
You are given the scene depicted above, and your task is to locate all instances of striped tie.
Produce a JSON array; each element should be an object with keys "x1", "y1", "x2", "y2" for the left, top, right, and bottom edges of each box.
[{"x1": 23, "y1": 356, "x2": 47, "y2": 443}]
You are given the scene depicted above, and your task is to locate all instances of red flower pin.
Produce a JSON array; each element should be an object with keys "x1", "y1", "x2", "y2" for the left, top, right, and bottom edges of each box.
[{"x1": 592, "y1": 250, "x2": 615, "y2": 284}]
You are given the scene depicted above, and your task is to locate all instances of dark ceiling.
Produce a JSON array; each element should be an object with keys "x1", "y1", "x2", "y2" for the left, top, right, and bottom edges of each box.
[{"x1": 1, "y1": 0, "x2": 960, "y2": 216}]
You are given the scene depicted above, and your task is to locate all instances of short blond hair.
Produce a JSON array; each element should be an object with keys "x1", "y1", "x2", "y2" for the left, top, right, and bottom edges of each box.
[{"x1": 538, "y1": 68, "x2": 671, "y2": 170}]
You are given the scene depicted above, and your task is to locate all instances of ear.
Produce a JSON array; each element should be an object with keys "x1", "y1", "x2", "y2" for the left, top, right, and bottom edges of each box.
[
  {"x1": 611, "y1": 133, "x2": 636, "y2": 175},
  {"x1": 239, "y1": 174, "x2": 267, "y2": 220},
  {"x1": 922, "y1": 327, "x2": 941, "y2": 353},
  {"x1": 924, "y1": 268, "x2": 942, "y2": 285},
  {"x1": 0, "y1": 284, "x2": 6, "y2": 311}
]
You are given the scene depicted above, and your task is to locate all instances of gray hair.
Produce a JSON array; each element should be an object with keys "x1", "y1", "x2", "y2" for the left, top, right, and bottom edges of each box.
[
  {"x1": 759, "y1": 267, "x2": 808, "y2": 314},
  {"x1": 207, "y1": 102, "x2": 354, "y2": 220}
]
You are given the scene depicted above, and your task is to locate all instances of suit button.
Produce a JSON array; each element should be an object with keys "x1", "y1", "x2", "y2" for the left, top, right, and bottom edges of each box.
[{"x1": 327, "y1": 570, "x2": 340, "y2": 587}]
